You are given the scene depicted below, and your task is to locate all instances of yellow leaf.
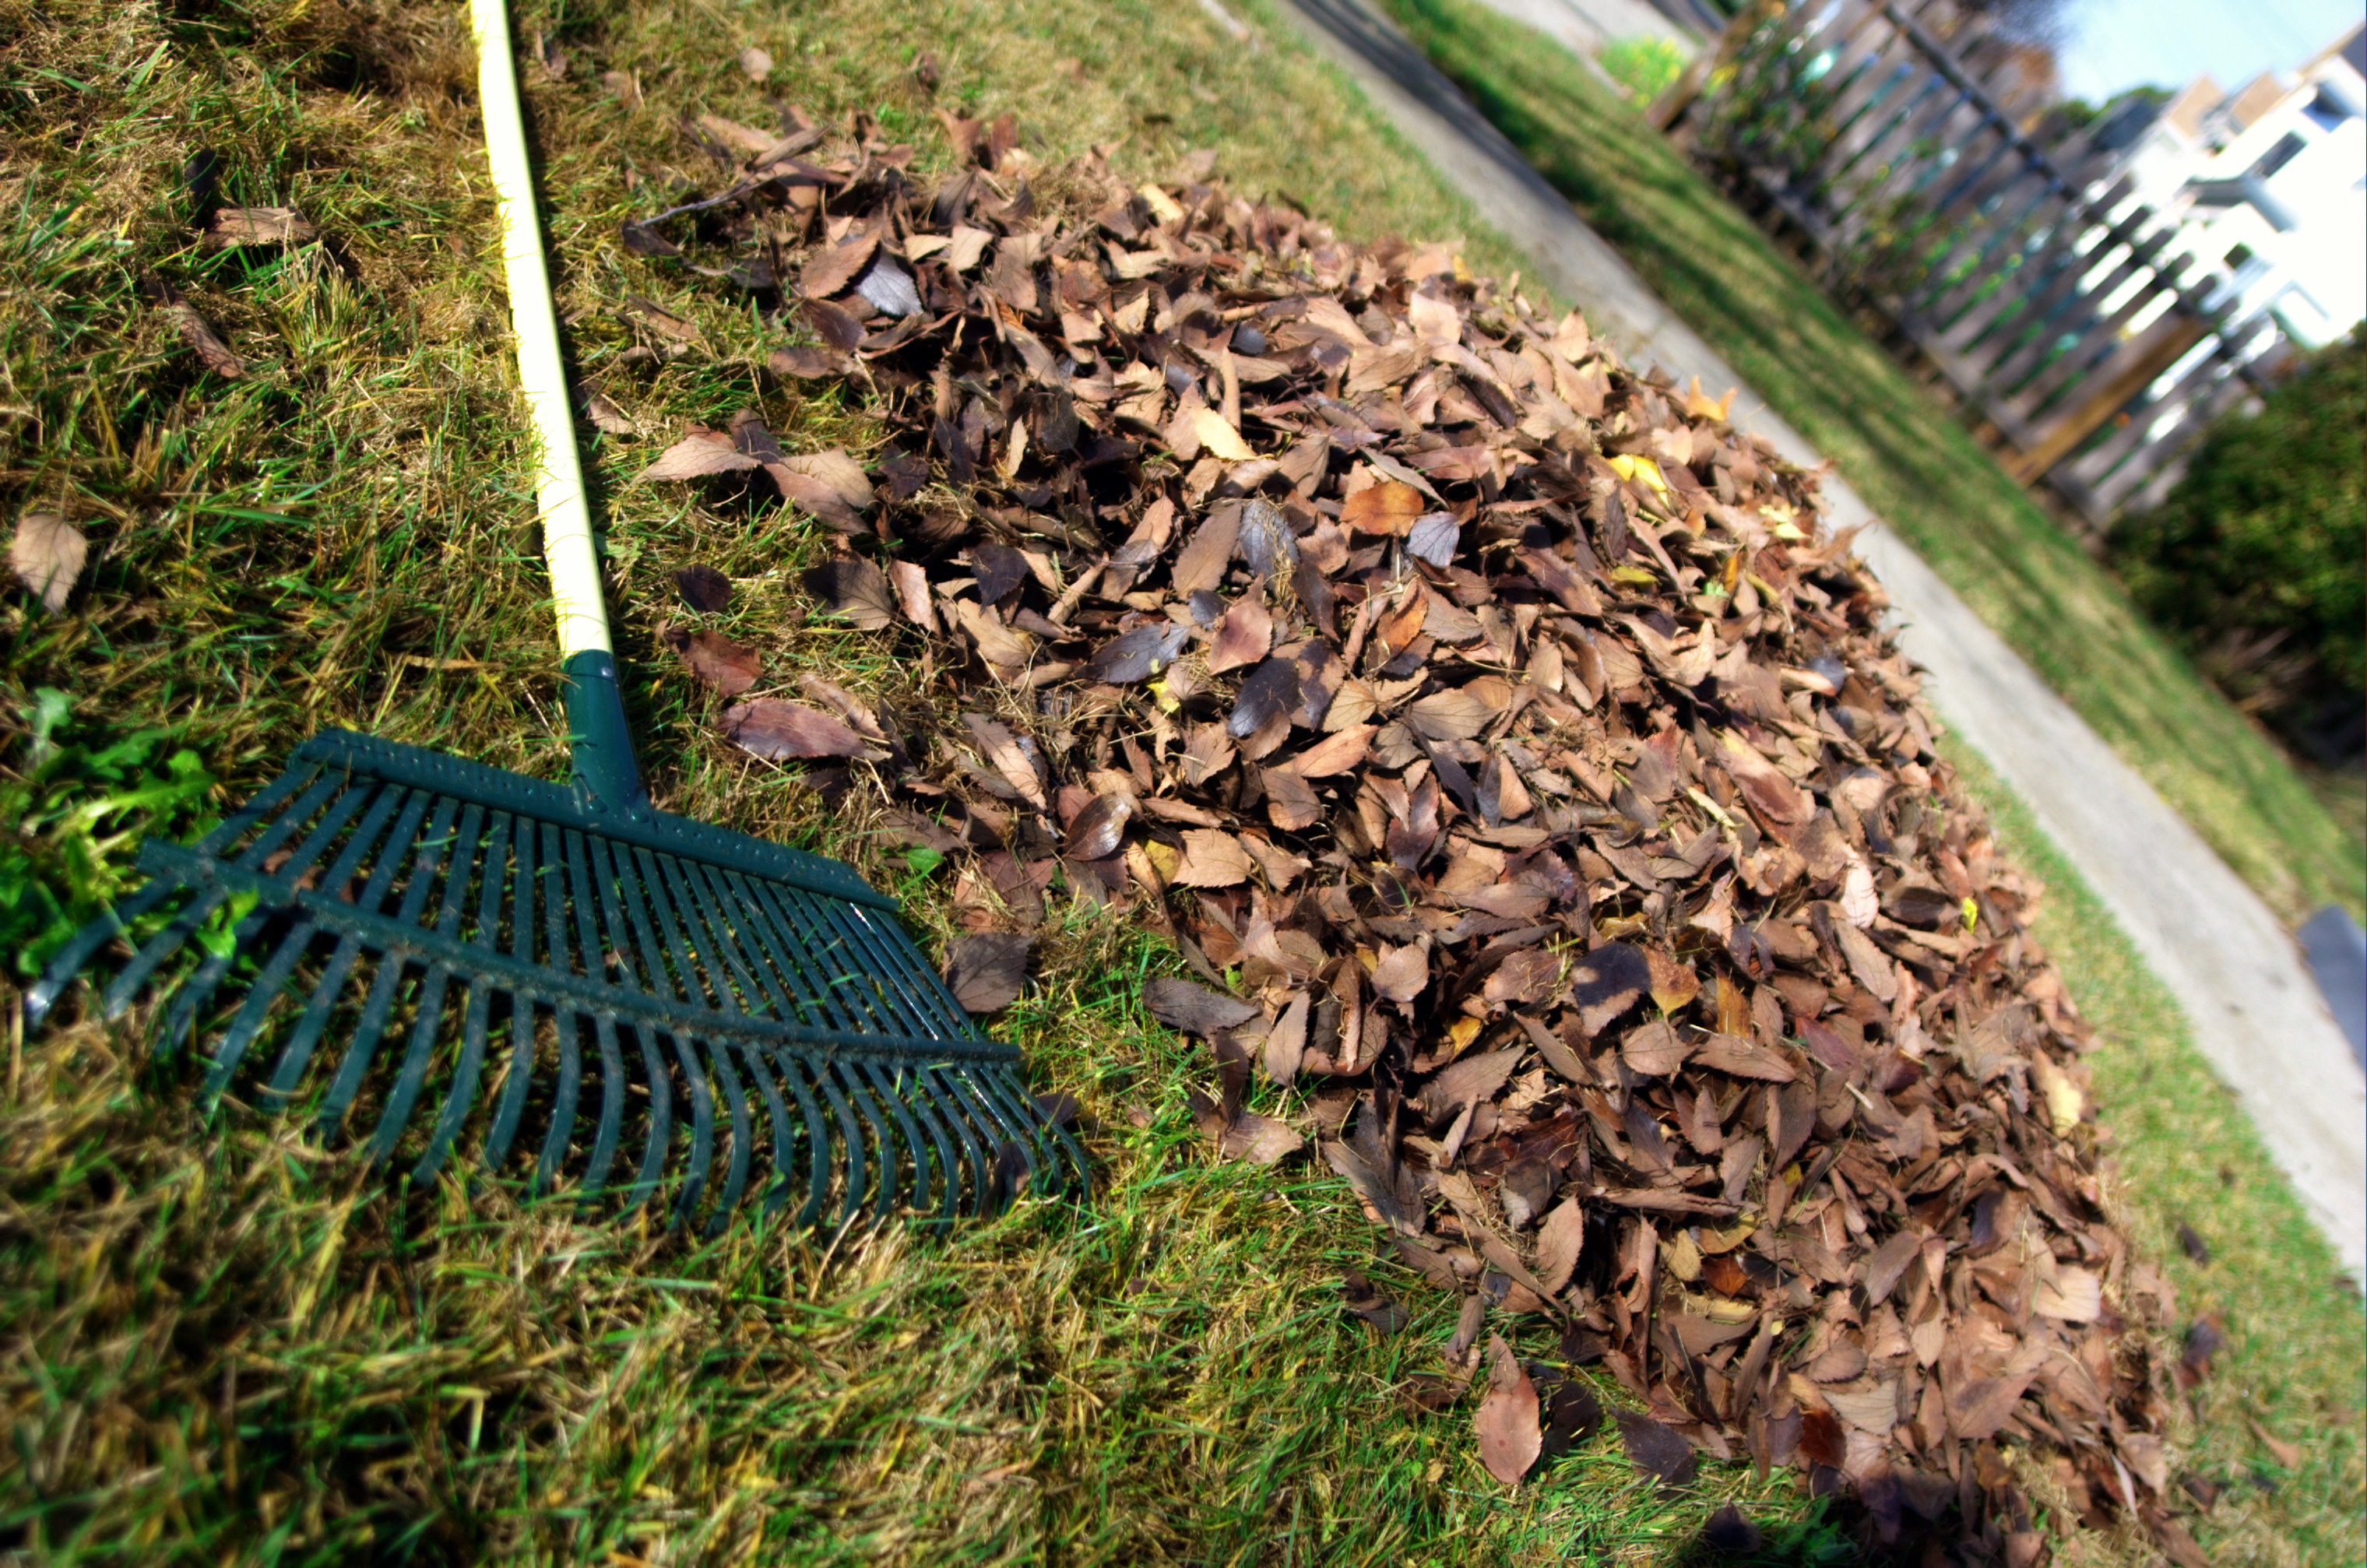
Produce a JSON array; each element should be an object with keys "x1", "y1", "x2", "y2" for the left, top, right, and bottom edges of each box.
[
  {"x1": 1445, "y1": 1015, "x2": 1482, "y2": 1052},
  {"x1": 1606, "y1": 452, "x2": 1669, "y2": 500},
  {"x1": 1961, "y1": 896, "x2": 1979, "y2": 932},
  {"x1": 1137, "y1": 183, "x2": 1184, "y2": 224},
  {"x1": 1190, "y1": 406, "x2": 1254, "y2": 462},
  {"x1": 1682, "y1": 375, "x2": 1738, "y2": 421}
]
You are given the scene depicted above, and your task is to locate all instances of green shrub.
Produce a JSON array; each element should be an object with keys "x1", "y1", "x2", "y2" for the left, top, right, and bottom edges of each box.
[
  {"x1": 1599, "y1": 35, "x2": 1686, "y2": 101},
  {"x1": 2110, "y1": 325, "x2": 2365, "y2": 758}
]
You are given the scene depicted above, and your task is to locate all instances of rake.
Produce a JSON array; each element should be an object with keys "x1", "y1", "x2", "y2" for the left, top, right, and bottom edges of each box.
[{"x1": 20, "y1": 0, "x2": 1083, "y2": 1231}]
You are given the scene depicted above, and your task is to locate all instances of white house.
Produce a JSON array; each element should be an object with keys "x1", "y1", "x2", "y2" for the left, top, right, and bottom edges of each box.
[{"x1": 2104, "y1": 26, "x2": 2366, "y2": 349}]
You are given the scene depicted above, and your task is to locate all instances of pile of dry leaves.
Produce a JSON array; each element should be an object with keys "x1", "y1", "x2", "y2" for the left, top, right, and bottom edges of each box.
[{"x1": 610, "y1": 95, "x2": 2201, "y2": 1563}]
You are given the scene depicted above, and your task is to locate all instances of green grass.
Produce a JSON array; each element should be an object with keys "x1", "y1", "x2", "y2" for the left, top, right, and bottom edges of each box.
[
  {"x1": 1598, "y1": 36, "x2": 1686, "y2": 101},
  {"x1": 0, "y1": 0, "x2": 2354, "y2": 1562},
  {"x1": 1378, "y1": 0, "x2": 2365, "y2": 927}
]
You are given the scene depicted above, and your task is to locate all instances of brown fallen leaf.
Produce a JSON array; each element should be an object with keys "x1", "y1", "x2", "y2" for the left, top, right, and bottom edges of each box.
[
  {"x1": 662, "y1": 625, "x2": 761, "y2": 695},
  {"x1": 1340, "y1": 479, "x2": 1423, "y2": 536},
  {"x1": 201, "y1": 206, "x2": 315, "y2": 249},
  {"x1": 145, "y1": 278, "x2": 244, "y2": 378},
  {"x1": 944, "y1": 932, "x2": 1032, "y2": 1012},
  {"x1": 802, "y1": 226, "x2": 881, "y2": 299},
  {"x1": 1064, "y1": 793, "x2": 1133, "y2": 860},
  {"x1": 698, "y1": 113, "x2": 779, "y2": 156},
  {"x1": 1701, "y1": 1502, "x2": 1763, "y2": 1555},
  {"x1": 585, "y1": 388, "x2": 638, "y2": 434},
  {"x1": 1615, "y1": 1409, "x2": 1696, "y2": 1487},
  {"x1": 11, "y1": 512, "x2": 87, "y2": 614},
  {"x1": 1261, "y1": 767, "x2": 1321, "y2": 831},
  {"x1": 675, "y1": 564, "x2": 732, "y2": 612},
  {"x1": 1145, "y1": 977, "x2": 1259, "y2": 1035},
  {"x1": 639, "y1": 430, "x2": 759, "y2": 481},
  {"x1": 963, "y1": 712, "x2": 1050, "y2": 811},
  {"x1": 1208, "y1": 596, "x2": 1272, "y2": 673},
  {"x1": 796, "y1": 673, "x2": 889, "y2": 741},
  {"x1": 1475, "y1": 1334, "x2": 1542, "y2": 1485},
  {"x1": 1173, "y1": 828, "x2": 1254, "y2": 888},
  {"x1": 1342, "y1": 1270, "x2": 1411, "y2": 1334},
  {"x1": 780, "y1": 448, "x2": 874, "y2": 512},
  {"x1": 719, "y1": 699, "x2": 881, "y2": 761},
  {"x1": 1690, "y1": 1033, "x2": 1796, "y2": 1082},
  {"x1": 1292, "y1": 724, "x2": 1373, "y2": 777},
  {"x1": 804, "y1": 558, "x2": 897, "y2": 631},
  {"x1": 888, "y1": 559, "x2": 936, "y2": 631},
  {"x1": 1622, "y1": 1018, "x2": 1690, "y2": 1077},
  {"x1": 2249, "y1": 1416, "x2": 2302, "y2": 1470}
]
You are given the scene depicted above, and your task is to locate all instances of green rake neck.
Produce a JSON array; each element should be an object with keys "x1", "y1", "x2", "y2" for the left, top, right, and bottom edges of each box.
[{"x1": 562, "y1": 649, "x2": 647, "y2": 818}]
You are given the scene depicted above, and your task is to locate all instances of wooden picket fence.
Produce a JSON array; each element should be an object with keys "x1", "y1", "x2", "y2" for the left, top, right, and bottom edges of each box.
[{"x1": 1654, "y1": 0, "x2": 2292, "y2": 524}]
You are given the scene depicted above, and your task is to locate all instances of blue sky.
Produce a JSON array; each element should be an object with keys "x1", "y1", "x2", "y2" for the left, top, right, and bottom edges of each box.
[{"x1": 2056, "y1": 0, "x2": 2364, "y2": 102}]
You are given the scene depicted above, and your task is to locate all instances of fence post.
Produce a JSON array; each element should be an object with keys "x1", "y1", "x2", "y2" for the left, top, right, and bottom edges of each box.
[
  {"x1": 2003, "y1": 315, "x2": 2210, "y2": 482},
  {"x1": 1648, "y1": 1, "x2": 1780, "y2": 131}
]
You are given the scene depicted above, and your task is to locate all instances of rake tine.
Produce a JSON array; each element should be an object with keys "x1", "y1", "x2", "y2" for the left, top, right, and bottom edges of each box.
[
  {"x1": 983, "y1": 1060, "x2": 1089, "y2": 1200},
  {"x1": 861, "y1": 1060, "x2": 932, "y2": 1222},
  {"x1": 24, "y1": 764, "x2": 335, "y2": 1028},
  {"x1": 886, "y1": 1064, "x2": 963, "y2": 1226},
  {"x1": 699, "y1": 867, "x2": 809, "y2": 1028},
  {"x1": 24, "y1": 878, "x2": 178, "y2": 1028},
  {"x1": 740, "y1": 878, "x2": 860, "y2": 1032},
  {"x1": 835, "y1": 1060, "x2": 902, "y2": 1218},
  {"x1": 104, "y1": 887, "x2": 232, "y2": 1023},
  {"x1": 411, "y1": 809, "x2": 515, "y2": 1187},
  {"x1": 698, "y1": 1035, "x2": 756, "y2": 1233},
  {"x1": 415, "y1": 979, "x2": 497, "y2": 1189},
  {"x1": 316, "y1": 795, "x2": 465, "y2": 1140},
  {"x1": 365, "y1": 802, "x2": 486, "y2": 1165},
  {"x1": 634, "y1": 847, "x2": 716, "y2": 1011},
  {"x1": 153, "y1": 769, "x2": 384, "y2": 1049},
  {"x1": 964, "y1": 1063, "x2": 1065, "y2": 1205},
  {"x1": 603, "y1": 844, "x2": 706, "y2": 1211},
  {"x1": 663, "y1": 1028, "x2": 717, "y2": 1225},
  {"x1": 593, "y1": 838, "x2": 691, "y2": 1211},
  {"x1": 729, "y1": 1038, "x2": 794, "y2": 1222},
  {"x1": 526, "y1": 828, "x2": 601, "y2": 1194},
  {"x1": 154, "y1": 902, "x2": 276, "y2": 1061},
  {"x1": 202, "y1": 779, "x2": 403, "y2": 1093},
  {"x1": 839, "y1": 902, "x2": 973, "y2": 1041},
  {"x1": 811, "y1": 1061, "x2": 867, "y2": 1225},
  {"x1": 924, "y1": 1063, "x2": 997, "y2": 1216},
  {"x1": 575, "y1": 835, "x2": 649, "y2": 1202},
  {"x1": 620, "y1": 1021, "x2": 674, "y2": 1216},
  {"x1": 860, "y1": 1059, "x2": 937, "y2": 1218},
  {"x1": 481, "y1": 814, "x2": 541, "y2": 1171},
  {"x1": 740, "y1": 872, "x2": 850, "y2": 1030},
  {"x1": 766, "y1": 1048, "x2": 833, "y2": 1229},
  {"x1": 531, "y1": 1007, "x2": 585, "y2": 1197},
  {"x1": 107, "y1": 770, "x2": 378, "y2": 1027},
  {"x1": 670, "y1": 858, "x2": 781, "y2": 1020},
  {"x1": 264, "y1": 788, "x2": 434, "y2": 1102}
]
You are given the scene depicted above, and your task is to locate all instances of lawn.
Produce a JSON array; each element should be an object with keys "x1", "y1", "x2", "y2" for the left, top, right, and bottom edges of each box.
[
  {"x1": 1379, "y1": 0, "x2": 2365, "y2": 926},
  {"x1": 0, "y1": 0, "x2": 2355, "y2": 1562}
]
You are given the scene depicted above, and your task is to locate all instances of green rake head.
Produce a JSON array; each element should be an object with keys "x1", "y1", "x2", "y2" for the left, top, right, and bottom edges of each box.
[{"x1": 23, "y1": 718, "x2": 1087, "y2": 1232}]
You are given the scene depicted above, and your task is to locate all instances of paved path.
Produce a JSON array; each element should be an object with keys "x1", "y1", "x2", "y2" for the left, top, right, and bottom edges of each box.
[{"x1": 1281, "y1": 0, "x2": 2367, "y2": 1277}]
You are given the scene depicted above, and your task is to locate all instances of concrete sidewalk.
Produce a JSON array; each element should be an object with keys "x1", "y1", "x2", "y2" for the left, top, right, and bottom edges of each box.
[{"x1": 1280, "y1": 0, "x2": 2367, "y2": 1278}]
